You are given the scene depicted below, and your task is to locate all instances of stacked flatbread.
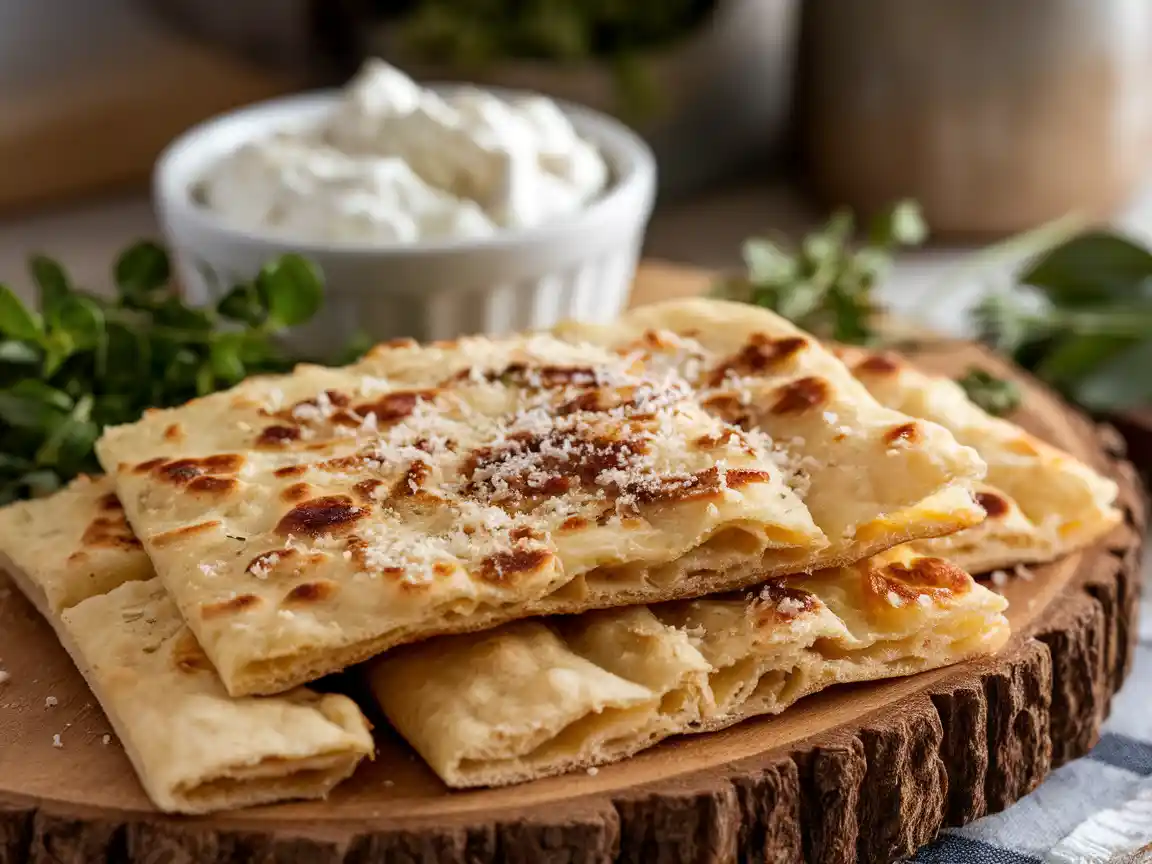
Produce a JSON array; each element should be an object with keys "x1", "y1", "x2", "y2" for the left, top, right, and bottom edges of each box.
[
  {"x1": 0, "y1": 298, "x2": 1120, "y2": 811},
  {"x1": 369, "y1": 545, "x2": 1010, "y2": 786},
  {"x1": 93, "y1": 305, "x2": 988, "y2": 697},
  {"x1": 0, "y1": 475, "x2": 374, "y2": 815},
  {"x1": 830, "y1": 345, "x2": 1121, "y2": 572}
]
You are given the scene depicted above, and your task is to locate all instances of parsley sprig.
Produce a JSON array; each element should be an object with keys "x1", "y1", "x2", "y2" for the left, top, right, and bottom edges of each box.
[{"x1": 0, "y1": 243, "x2": 327, "y2": 504}]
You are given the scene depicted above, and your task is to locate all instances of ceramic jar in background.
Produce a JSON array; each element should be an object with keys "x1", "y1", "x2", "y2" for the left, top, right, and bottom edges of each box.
[{"x1": 804, "y1": 0, "x2": 1152, "y2": 237}]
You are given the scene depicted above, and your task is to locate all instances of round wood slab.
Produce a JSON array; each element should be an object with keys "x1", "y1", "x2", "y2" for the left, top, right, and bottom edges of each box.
[{"x1": 0, "y1": 266, "x2": 1145, "y2": 864}]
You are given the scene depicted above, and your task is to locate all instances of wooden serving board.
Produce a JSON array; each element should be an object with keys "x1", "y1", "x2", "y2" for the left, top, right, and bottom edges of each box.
[{"x1": 0, "y1": 264, "x2": 1145, "y2": 864}]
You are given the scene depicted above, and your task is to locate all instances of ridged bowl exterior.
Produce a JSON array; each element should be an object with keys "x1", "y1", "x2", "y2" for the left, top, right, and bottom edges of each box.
[{"x1": 155, "y1": 90, "x2": 656, "y2": 359}]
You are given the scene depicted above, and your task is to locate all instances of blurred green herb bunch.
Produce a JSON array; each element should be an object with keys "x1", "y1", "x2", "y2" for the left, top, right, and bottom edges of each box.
[
  {"x1": 391, "y1": 0, "x2": 718, "y2": 116},
  {"x1": 720, "y1": 202, "x2": 1152, "y2": 419},
  {"x1": 0, "y1": 243, "x2": 325, "y2": 504}
]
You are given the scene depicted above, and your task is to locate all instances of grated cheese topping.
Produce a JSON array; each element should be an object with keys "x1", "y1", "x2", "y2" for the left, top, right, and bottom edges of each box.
[{"x1": 776, "y1": 595, "x2": 808, "y2": 616}]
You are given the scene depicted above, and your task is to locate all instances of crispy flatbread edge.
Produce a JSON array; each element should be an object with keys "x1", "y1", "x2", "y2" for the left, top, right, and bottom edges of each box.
[
  {"x1": 913, "y1": 513, "x2": 1123, "y2": 575},
  {"x1": 371, "y1": 561, "x2": 1011, "y2": 789},
  {"x1": 1, "y1": 551, "x2": 374, "y2": 815},
  {"x1": 411, "y1": 618, "x2": 1011, "y2": 789},
  {"x1": 220, "y1": 483, "x2": 983, "y2": 697}
]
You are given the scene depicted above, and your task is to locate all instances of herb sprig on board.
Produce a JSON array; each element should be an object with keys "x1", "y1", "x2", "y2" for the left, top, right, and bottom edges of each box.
[
  {"x1": 975, "y1": 230, "x2": 1152, "y2": 413},
  {"x1": 714, "y1": 200, "x2": 927, "y2": 346},
  {"x1": 722, "y1": 203, "x2": 1151, "y2": 419},
  {"x1": 0, "y1": 243, "x2": 325, "y2": 504}
]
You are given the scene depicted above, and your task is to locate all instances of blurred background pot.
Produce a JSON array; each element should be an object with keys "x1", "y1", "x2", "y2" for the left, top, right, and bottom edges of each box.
[
  {"x1": 141, "y1": 0, "x2": 801, "y2": 200},
  {"x1": 804, "y1": 0, "x2": 1152, "y2": 238}
]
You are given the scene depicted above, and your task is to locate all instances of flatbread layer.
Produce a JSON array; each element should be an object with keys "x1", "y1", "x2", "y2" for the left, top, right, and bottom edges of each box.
[
  {"x1": 0, "y1": 473, "x2": 153, "y2": 611},
  {"x1": 832, "y1": 346, "x2": 1122, "y2": 572},
  {"x1": 0, "y1": 476, "x2": 374, "y2": 814},
  {"x1": 368, "y1": 546, "x2": 1010, "y2": 787},
  {"x1": 96, "y1": 310, "x2": 985, "y2": 697},
  {"x1": 550, "y1": 299, "x2": 989, "y2": 562}
]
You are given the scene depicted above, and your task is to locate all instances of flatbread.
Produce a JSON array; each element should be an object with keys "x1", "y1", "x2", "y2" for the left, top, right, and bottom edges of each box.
[
  {"x1": 368, "y1": 546, "x2": 1010, "y2": 787},
  {"x1": 0, "y1": 477, "x2": 374, "y2": 814},
  {"x1": 0, "y1": 473, "x2": 153, "y2": 611},
  {"x1": 832, "y1": 346, "x2": 1122, "y2": 572},
  {"x1": 96, "y1": 315, "x2": 985, "y2": 696},
  {"x1": 551, "y1": 299, "x2": 989, "y2": 562}
]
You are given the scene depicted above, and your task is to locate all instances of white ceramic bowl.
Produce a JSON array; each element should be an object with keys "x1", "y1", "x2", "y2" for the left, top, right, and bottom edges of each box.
[{"x1": 153, "y1": 89, "x2": 657, "y2": 359}]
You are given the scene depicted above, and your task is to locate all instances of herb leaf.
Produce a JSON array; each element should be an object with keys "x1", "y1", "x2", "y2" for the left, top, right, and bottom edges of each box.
[
  {"x1": 1022, "y1": 231, "x2": 1152, "y2": 307},
  {"x1": 257, "y1": 255, "x2": 323, "y2": 328},
  {"x1": 869, "y1": 199, "x2": 927, "y2": 247},
  {"x1": 30, "y1": 255, "x2": 71, "y2": 317},
  {"x1": 956, "y1": 367, "x2": 1022, "y2": 417},
  {"x1": 0, "y1": 285, "x2": 42, "y2": 342},
  {"x1": 1066, "y1": 340, "x2": 1152, "y2": 412},
  {"x1": 114, "y1": 241, "x2": 170, "y2": 306}
]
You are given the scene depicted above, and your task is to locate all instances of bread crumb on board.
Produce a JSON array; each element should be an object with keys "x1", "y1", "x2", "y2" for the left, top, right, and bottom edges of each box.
[
  {"x1": 52, "y1": 733, "x2": 63, "y2": 749},
  {"x1": 45, "y1": 695, "x2": 58, "y2": 708},
  {"x1": 102, "y1": 734, "x2": 112, "y2": 746},
  {"x1": 0, "y1": 669, "x2": 9, "y2": 685},
  {"x1": 990, "y1": 570, "x2": 1009, "y2": 588}
]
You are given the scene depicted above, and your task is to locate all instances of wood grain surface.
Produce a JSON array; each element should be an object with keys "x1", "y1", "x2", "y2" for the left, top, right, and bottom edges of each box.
[{"x1": 0, "y1": 264, "x2": 1144, "y2": 864}]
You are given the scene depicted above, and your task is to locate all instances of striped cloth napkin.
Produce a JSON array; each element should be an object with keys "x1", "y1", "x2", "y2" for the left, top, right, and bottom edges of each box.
[{"x1": 910, "y1": 553, "x2": 1152, "y2": 864}]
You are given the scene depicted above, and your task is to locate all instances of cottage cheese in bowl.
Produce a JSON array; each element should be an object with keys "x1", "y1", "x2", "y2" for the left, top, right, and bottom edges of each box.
[{"x1": 196, "y1": 60, "x2": 609, "y2": 245}]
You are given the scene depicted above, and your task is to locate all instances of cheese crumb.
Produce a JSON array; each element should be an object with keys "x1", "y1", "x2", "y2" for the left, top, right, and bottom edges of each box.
[
  {"x1": 102, "y1": 734, "x2": 112, "y2": 745},
  {"x1": 45, "y1": 696, "x2": 58, "y2": 708},
  {"x1": 823, "y1": 411, "x2": 839, "y2": 424},
  {"x1": 1014, "y1": 564, "x2": 1034, "y2": 582},
  {"x1": 52, "y1": 734, "x2": 63, "y2": 749},
  {"x1": 916, "y1": 594, "x2": 933, "y2": 608},
  {"x1": 776, "y1": 596, "x2": 808, "y2": 616},
  {"x1": 0, "y1": 670, "x2": 9, "y2": 685},
  {"x1": 990, "y1": 570, "x2": 1009, "y2": 588},
  {"x1": 586, "y1": 766, "x2": 599, "y2": 776},
  {"x1": 886, "y1": 590, "x2": 903, "y2": 607}
]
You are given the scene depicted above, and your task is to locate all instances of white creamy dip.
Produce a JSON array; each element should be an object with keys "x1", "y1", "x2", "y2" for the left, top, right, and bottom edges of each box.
[{"x1": 197, "y1": 60, "x2": 609, "y2": 244}]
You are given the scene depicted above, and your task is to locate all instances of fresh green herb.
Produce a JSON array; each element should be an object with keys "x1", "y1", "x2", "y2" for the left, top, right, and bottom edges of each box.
[
  {"x1": 956, "y1": 367, "x2": 1022, "y2": 417},
  {"x1": 0, "y1": 243, "x2": 331, "y2": 504},
  {"x1": 390, "y1": 0, "x2": 717, "y2": 119},
  {"x1": 714, "y1": 200, "x2": 927, "y2": 346},
  {"x1": 973, "y1": 228, "x2": 1152, "y2": 412},
  {"x1": 723, "y1": 203, "x2": 1150, "y2": 417}
]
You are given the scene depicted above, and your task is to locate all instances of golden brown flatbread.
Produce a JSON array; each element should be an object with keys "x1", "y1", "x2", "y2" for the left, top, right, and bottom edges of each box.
[
  {"x1": 0, "y1": 477, "x2": 374, "y2": 814},
  {"x1": 551, "y1": 299, "x2": 989, "y2": 562},
  {"x1": 95, "y1": 311, "x2": 985, "y2": 696},
  {"x1": 368, "y1": 546, "x2": 1009, "y2": 787},
  {"x1": 832, "y1": 346, "x2": 1121, "y2": 572}
]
